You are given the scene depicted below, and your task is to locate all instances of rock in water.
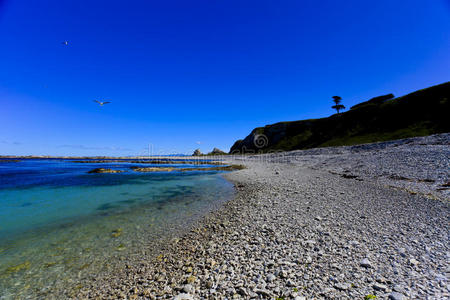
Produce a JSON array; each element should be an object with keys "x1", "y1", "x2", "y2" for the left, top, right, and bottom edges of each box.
[
  {"x1": 87, "y1": 168, "x2": 124, "y2": 174},
  {"x1": 192, "y1": 149, "x2": 202, "y2": 156}
]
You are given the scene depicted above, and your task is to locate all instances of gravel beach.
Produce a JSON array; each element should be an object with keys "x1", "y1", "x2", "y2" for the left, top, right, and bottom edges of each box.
[{"x1": 78, "y1": 133, "x2": 449, "y2": 299}]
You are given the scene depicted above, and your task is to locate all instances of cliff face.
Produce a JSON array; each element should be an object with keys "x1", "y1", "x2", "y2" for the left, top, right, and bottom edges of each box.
[{"x1": 230, "y1": 82, "x2": 450, "y2": 154}]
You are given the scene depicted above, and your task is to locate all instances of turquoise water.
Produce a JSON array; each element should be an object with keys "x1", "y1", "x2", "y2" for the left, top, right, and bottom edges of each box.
[{"x1": 0, "y1": 159, "x2": 234, "y2": 298}]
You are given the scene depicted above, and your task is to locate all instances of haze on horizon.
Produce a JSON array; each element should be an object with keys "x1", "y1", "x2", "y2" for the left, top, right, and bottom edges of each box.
[{"x1": 1, "y1": 0, "x2": 449, "y2": 156}]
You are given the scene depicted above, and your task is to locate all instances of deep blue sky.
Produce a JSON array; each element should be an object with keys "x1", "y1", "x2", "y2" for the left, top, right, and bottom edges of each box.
[{"x1": 1, "y1": 0, "x2": 449, "y2": 156}]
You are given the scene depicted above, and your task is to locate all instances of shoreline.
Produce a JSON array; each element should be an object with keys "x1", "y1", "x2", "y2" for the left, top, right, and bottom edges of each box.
[
  {"x1": 0, "y1": 170, "x2": 234, "y2": 299},
  {"x1": 76, "y1": 133, "x2": 449, "y2": 299}
]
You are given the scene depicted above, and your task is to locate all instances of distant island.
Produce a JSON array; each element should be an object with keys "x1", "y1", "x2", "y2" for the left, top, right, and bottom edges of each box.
[{"x1": 230, "y1": 81, "x2": 449, "y2": 153}]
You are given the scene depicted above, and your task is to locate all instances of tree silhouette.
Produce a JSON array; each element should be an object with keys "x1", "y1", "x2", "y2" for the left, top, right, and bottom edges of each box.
[{"x1": 331, "y1": 96, "x2": 345, "y2": 114}]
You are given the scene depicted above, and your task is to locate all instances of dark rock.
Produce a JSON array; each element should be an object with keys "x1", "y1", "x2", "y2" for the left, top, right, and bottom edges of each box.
[
  {"x1": 131, "y1": 167, "x2": 175, "y2": 172},
  {"x1": 208, "y1": 148, "x2": 226, "y2": 155},
  {"x1": 229, "y1": 82, "x2": 449, "y2": 153},
  {"x1": 192, "y1": 149, "x2": 202, "y2": 156},
  {"x1": 87, "y1": 168, "x2": 124, "y2": 174}
]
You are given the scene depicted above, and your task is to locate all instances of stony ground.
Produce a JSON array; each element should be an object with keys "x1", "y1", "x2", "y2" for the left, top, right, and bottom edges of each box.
[{"x1": 79, "y1": 134, "x2": 449, "y2": 299}]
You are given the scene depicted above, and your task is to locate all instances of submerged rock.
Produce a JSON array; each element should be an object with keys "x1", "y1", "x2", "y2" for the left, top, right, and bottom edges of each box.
[
  {"x1": 111, "y1": 228, "x2": 123, "y2": 238},
  {"x1": 6, "y1": 261, "x2": 30, "y2": 273},
  {"x1": 130, "y1": 167, "x2": 176, "y2": 172},
  {"x1": 87, "y1": 168, "x2": 124, "y2": 174},
  {"x1": 116, "y1": 244, "x2": 126, "y2": 251}
]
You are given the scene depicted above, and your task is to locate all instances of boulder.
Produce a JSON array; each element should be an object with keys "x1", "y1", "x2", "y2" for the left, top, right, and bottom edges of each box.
[
  {"x1": 208, "y1": 148, "x2": 226, "y2": 155},
  {"x1": 192, "y1": 149, "x2": 202, "y2": 156}
]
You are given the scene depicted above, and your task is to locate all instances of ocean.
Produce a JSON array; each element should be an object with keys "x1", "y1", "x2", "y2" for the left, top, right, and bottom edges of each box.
[{"x1": 0, "y1": 158, "x2": 234, "y2": 298}]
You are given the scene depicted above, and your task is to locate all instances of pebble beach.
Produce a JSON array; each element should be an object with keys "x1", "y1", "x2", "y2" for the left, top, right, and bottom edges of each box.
[{"x1": 76, "y1": 133, "x2": 449, "y2": 299}]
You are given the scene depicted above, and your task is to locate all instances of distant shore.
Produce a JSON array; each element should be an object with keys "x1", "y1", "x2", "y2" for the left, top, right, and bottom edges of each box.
[
  {"x1": 0, "y1": 155, "x2": 220, "y2": 160},
  {"x1": 71, "y1": 133, "x2": 449, "y2": 299}
]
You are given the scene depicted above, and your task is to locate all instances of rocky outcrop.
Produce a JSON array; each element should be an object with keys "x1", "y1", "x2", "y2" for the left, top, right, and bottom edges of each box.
[
  {"x1": 192, "y1": 149, "x2": 202, "y2": 156},
  {"x1": 208, "y1": 148, "x2": 226, "y2": 155},
  {"x1": 350, "y1": 93, "x2": 395, "y2": 110},
  {"x1": 87, "y1": 168, "x2": 124, "y2": 174},
  {"x1": 230, "y1": 82, "x2": 450, "y2": 154},
  {"x1": 130, "y1": 167, "x2": 175, "y2": 172}
]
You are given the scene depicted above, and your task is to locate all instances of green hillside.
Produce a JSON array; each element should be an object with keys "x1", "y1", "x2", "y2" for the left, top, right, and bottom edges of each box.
[{"x1": 230, "y1": 81, "x2": 450, "y2": 154}]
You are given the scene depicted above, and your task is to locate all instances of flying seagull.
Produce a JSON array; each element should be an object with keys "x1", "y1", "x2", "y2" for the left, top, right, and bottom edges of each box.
[
  {"x1": 62, "y1": 41, "x2": 69, "y2": 46},
  {"x1": 93, "y1": 100, "x2": 111, "y2": 106}
]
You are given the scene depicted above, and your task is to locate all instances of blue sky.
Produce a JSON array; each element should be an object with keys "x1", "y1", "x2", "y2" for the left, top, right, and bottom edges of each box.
[{"x1": 1, "y1": 0, "x2": 449, "y2": 156}]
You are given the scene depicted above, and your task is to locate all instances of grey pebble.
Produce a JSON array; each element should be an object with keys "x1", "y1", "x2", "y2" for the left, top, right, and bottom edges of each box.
[
  {"x1": 389, "y1": 291, "x2": 405, "y2": 300},
  {"x1": 360, "y1": 258, "x2": 372, "y2": 268},
  {"x1": 173, "y1": 293, "x2": 194, "y2": 300}
]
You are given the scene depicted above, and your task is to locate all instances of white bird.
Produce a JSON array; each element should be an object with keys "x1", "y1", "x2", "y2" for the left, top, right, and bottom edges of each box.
[
  {"x1": 93, "y1": 100, "x2": 111, "y2": 106},
  {"x1": 62, "y1": 41, "x2": 69, "y2": 46}
]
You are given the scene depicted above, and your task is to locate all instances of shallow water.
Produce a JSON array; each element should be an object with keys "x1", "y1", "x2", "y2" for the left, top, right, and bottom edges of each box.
[{"x1": 0, "y1": 159, "x2": 234, "y2": 298}]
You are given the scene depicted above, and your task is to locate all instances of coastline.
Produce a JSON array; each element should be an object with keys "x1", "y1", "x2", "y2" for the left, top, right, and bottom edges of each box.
[
  {"x1": 72, "y1": 133, "x2": 450, "y2": 299},
  {"x1": 0, "y1": 166, "x2": 234, "y2": 299}
]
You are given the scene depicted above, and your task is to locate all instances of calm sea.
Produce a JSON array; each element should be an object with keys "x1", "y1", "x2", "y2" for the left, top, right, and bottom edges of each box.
[{"x1": 0, "y1": 158, "x2": 234, "y2": 298}]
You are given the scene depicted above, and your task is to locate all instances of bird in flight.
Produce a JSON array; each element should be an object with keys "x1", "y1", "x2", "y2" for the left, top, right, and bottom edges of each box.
[
  {"x1": 62, "y1": 41, "x2": 69, "y2": 46},
  {"x1": 93, "y1": 100, "x2": 111, "y2": 106}
]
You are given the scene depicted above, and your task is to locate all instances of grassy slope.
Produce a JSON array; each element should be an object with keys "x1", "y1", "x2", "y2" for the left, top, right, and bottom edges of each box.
[{"x1": 230, "y1": 81, "x2": 449, "y2": 153}]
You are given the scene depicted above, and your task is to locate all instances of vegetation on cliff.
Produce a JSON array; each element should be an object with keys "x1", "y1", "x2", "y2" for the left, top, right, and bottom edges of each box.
[{"x1": 230, "y1": 82, "x2": 449, "y2": 153}]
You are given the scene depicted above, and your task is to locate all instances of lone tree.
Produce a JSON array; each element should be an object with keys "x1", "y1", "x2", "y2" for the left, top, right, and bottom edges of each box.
[{"x1": 331, "y1": 96, "x2": 345, "y2": 114}]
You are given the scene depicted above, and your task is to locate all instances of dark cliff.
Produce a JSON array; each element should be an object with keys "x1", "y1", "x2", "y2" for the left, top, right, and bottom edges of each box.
[{"x1": 230, "y1": 82, "x2": 450, "y2": 154}]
